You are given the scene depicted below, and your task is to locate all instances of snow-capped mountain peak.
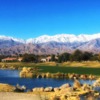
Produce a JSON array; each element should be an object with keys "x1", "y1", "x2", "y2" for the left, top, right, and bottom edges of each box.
[
  {"x1": 26, "y1": 33, "x2": 100, "y2": 44},
  {"x1": 1, "y1": 33, "x2": 100, "y2": 44},
  {"x1": 26, "y1": 34, "x2": 77, "y2": 44},
  {"x1": 1, "y1": 33, "x2": 100, "y2": 55},
  {"x1": 0, "y1": 35, "x2": 25, "y2": 43}
]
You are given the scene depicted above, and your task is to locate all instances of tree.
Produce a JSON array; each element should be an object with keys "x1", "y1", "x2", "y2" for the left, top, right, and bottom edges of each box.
[
  {"x1": 70, "y1": 50, "x2": 83, "y2": 61},
  {"x1": 61, "y1": 53, "x2": 70, "y2": 62},
  {"x1": 0, "y1": 55, "x2": 6, "y2": 62},
  {"x1": 82, "y1": 52, "x2": 93, "y2": 61},
  {"x1": 51, "y1": 54, "x2": 55, "y2": 61},
  {"x1": 58, "y1": 55, "x2": 63, "y2": 63},
  {"x1": 98, "y1": 53, "x2": 100, "y2": 61},
  {"x1": 22, "y1": 54, "x2": 38, "y2": 62},
  {"x1": 58, "y1": 52, "x2": 70, "y2": 63}
]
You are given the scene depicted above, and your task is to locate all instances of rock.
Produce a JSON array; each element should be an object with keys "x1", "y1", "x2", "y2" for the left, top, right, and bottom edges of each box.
[
  {"x1": 32, "y1": 88, "x2": 38, "y2": 92},
  {"x1": 74, "y1": 74, "x2": 80, "y2": 79},
  {"x1": 41, "y1": 73, "x2": 46, "y2": 78},
  {"x1": 0, "y1": 83, "x2": 15, "y2": 92},
  {"x1": 82, "y1": 84, "x2": 92, "y2": 91},
  {"x1": 37, "y1": 74, "x2": 42, "y2": 78},
  {"x1": 94, "y1": 86, "x2": 100, "y2": 92},
  {"x1": 26, "y1": 72, "x2": 34, "y2": 78},
  {"x1": 60, "y1": 95, "x2": 68, "y2": 100},
  {"x1": 14, "y1": 84, "x2": 26, "y2": 92},
  {"x1": 64, "y1": 74, "x2": 69, "y2": 79},
  {"x1": 55, "y1": 72, "x2": 64, "y2": 79},
  {"x1": 68, "y1": 73, "x2": 80, "y2": 79},
  {"x1": 27, "y1": 68, "x2": 32, "y2": 72},
  {"x1": 44, "y1": 87, "x2": 53, "y2": 92},
  {"x1": 60, "y1": 83, "x2": 70, "y2": 90},
  {"x1": 68, "y1": 73, "x2": 74, "y2": 79},
  {"x1": 49, "y1": 95, "x2": 60, "y2": 100},
  {"x1": 80, "y1": 74, "x2": 87, "y2": 80},
  {"x1": 46, "y1": 72, "x2": 51, "y2": 78},
  {"x1": 86, "y1": 94, "x2": 96, "y2": 100},
  {"x1": 60, "y1": 87, "x2": 73, "y2": 94},
  {"x1": 22, "y1": 67, "x2": 28, "y2": 72},
  {"x1": 93, "y1": 78, "x2": 100, "y2": 87},
  {"x1": 20, "y1": 67, "x2": 37, "y2": 78},
  {"x1": 88, "y1": 75, "x2": 95, "y2": 80},
  {"x1": 21, "y1": 85, "x2": 26, "y2": 90},
  {"x1": 39, "y1": 87, "x2": 44, "y2": 92},
  {"x1": 32, "y1": 87, "x2": 44, "y2": 92},
  {"x1": 67, "y1": 96, "x2": 80, "y2": 100},
  {"x1": 20, "y1": 71, "x2": 26, "y2": 78},
  {"x1": 54, "y1": 87, "x2": 60, "y2": 92},
  {"x1": 73, "y1": 80, "x2": 81, "y2": 89},
  {"x1": 51, "y1": 74, "x2": 55, "y2": 78}
]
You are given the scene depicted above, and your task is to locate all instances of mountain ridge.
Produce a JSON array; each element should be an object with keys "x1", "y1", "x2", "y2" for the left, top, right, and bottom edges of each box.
[
  {"x1": 0, "y1": 33, "x2": 100, "y2": 55},
  {"x1": 1, "y1": 33, "x2": 100, "y2": 44}
]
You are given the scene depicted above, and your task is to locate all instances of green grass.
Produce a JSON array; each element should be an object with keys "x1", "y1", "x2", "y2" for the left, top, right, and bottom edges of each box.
[
  {"x1": 0, "y1": 62, "x2": 36, "y2": 67},
  {"x1": 38, "y1": 66, "x2": 100, "y2": 76},
  {"x1": 0, "y1": 62, "x2": 100, "y2": 76}
]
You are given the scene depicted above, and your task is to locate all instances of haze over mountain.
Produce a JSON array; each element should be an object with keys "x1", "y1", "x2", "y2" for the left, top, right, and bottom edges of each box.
[{"x1": 0, "y1": 33, "x2": 100, "y2": 55}]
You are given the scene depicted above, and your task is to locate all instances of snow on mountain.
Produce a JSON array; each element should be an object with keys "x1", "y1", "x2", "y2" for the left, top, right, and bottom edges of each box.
[
  {"x1": 1, "y1": 33, "x2": 100, "y2": 44},
  {"x1": 0, "y1": 35, "x2": 25, "y2": 43},
  {"x1": 1, "y1": 33, "x2": 100, "y2": 55},
  {"x1": 0, "y1": 35, "x2": 25, "y2": 48},
  {"x1": 26, "y1": 33, "x2": 100, "y2": 44},
  {"x1": 77, "y1": 38, "x2": 100, "y2": 52}
]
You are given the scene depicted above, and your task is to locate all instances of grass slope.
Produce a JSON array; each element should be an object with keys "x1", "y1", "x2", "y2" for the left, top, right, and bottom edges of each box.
[
  {"x1": 38, "y1": 66, "x2": 100, "y2": 75},
  {"x1": 0, "y1": 61, "x2": 100, "y2": 75}
]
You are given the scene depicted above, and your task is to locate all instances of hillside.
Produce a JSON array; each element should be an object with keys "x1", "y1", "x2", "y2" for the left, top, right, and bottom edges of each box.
[{"x1": 0, "y1": 34, "x2": 100, "y2": 55}]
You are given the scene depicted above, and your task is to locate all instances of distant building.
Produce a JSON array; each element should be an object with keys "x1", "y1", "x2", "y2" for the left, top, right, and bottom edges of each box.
[
  {"x1": 2, "y1": 57, "x2": 18, "y2": 62},
  {"x1": 40, "y1": 55, "x2": 58, "y2": 62},
  {"x1": 40, "y1": 58, "x2": 47, "y2": 62},
  {"x1": 18, "y1": 57, "x2": 23, "y2": 62},
  {"x1": 46, "y1": 56, "x2": 58, "y2": 62},
  {"x1": 46, "y1": 56, "x2": 51, "y2": 62}
]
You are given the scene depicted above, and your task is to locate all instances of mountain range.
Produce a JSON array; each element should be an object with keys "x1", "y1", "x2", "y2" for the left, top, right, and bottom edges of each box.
[{"x1": 0, "y1": 33, "x2": 100, "y2": 55}]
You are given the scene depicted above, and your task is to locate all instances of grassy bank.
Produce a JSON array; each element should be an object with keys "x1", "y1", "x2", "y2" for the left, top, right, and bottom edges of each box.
[
  {"x1": 39, "y1": 66, "x2": 100, "y2": 76},
  {"x1": 0, "y1": 61, "x2": 100, "y2": 75},
  {"x1": 1, "y1": 61, "x2": 100, "y2": 67}
]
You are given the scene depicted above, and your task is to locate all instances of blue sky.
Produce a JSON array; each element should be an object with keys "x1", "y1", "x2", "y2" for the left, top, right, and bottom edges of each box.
[{"x1": 0, "y1": 0, "x2": 100, "y2": 39}]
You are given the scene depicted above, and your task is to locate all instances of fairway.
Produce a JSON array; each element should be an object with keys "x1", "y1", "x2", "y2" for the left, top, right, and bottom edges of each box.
[
  {"x1": 0, "y1": 62, "x2": 100, "y2": 76},
  {"x1": 38, "y1": 66, "x2": 100, "y2": 76}
]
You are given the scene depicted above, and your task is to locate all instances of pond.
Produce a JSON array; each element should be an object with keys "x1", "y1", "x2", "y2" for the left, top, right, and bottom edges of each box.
[{"x1": 0, "y1": 69, "x2": 95, "y2": 90}]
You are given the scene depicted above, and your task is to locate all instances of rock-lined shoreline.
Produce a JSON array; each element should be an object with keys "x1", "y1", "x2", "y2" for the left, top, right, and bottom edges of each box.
[
  {"x1": 0, "y1": 67, "x2": 100, "y2": 100},
  {"x1": 31, "y1": 78, "x2": 100, "y2": 100},
  {"x1": 20, "y1": 67, "x2": 97, "y2": 80},
  {"x1": 0, "y1": 78, "x2": 100, "y2": 100}
]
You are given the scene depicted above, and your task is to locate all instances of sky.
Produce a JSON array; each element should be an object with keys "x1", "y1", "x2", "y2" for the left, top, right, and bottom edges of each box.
[{"x1": 0, "y1": 0, "x2": 100, "y2": 39}]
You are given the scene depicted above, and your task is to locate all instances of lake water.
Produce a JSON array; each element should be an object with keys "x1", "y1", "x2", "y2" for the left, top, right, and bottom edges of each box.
[{"x1": 0, "y1": 69, "x2": 95, "y2": 90}]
